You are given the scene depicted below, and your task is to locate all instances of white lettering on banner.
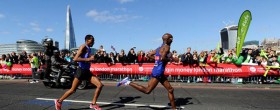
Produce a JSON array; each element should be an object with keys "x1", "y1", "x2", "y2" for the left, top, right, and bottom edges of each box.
[
  {"x1": 111, "y1": 67, "x2": 132, "y2": 72},
  {"x1": 11, "y1": 68, "x2": 31, "y2": 71},
  {"x1": 174, "y1": 68, "x2": 193, "y2": 73},
  {"x1": 91, "y1": 67, "x2": 132, "y2": 72},
  {"x1": 213, "y1": 68, "x2": 242, "y2": 73},
  {"x1": 193, "y1": 68, "x2": 213, "y2": 73},
  {"x1": 165, "y1": 68, "x2": 174, "y2": 73}
]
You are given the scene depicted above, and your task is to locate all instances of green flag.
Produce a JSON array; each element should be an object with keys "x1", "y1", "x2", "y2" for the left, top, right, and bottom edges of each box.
[{"x1": 236, "y1": 10, "x2": 252, "y2": 57}]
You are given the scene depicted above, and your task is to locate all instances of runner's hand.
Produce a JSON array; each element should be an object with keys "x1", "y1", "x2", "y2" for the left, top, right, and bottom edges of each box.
[{"x1": 87, "y1": 56, "x2": 94, "y2": 62}]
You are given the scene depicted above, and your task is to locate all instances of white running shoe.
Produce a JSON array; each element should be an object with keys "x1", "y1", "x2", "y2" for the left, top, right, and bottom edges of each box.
[{"x1": 116, "y1": 77, "x2": 130, "y2": 87}]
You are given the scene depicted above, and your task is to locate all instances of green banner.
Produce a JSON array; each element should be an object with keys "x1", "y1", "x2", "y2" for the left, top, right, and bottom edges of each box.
[{"x1": 236, "y1": 10, "x2": 252, "y2": 57}]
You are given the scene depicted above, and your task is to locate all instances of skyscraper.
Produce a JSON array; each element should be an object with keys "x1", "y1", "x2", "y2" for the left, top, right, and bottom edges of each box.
[{"x1": 65, "y1": 5, "x2": 76, "y2": 50}]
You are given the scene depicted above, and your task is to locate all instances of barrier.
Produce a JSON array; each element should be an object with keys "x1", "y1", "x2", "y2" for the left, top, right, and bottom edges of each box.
[{"x1": 0, "y1": 63, "x2": 279, "y2": 77}]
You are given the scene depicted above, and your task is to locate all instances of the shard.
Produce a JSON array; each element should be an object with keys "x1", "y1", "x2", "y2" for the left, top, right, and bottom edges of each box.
[{"x1": 65, "y1": 5, "x2": 76, "y2": 50}]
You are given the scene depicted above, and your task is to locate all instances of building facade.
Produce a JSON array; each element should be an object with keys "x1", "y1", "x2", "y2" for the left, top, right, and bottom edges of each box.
[
  {"x1": 220, "y1": 25, "x2": 238, "y2": 50},
  {"x1": 0, "y1": 40, "x2": 44, "y2": 55},
  {"x1": 261, "y1": 38, "x2": 280, "y2": 51}
]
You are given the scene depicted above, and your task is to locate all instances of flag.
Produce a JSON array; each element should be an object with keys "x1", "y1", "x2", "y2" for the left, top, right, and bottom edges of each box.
[
  {"x1": 111, "y1": 45, "x2": 115, "y2": 51},
  {"x1": 236, "y1": 10, "x2": 252, "y2": 57}
]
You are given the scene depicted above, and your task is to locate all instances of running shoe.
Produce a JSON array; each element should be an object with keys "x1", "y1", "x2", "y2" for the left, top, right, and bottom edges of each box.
[
  {"x1": 116, "y1": 77, "x2": 130, "y2": 87},
  {"x1": 54, "y1": 99, "x2": 62, "y2": 110},
  {"x1": 89, "y1": 103, "x2": 102, "y2": 110}
]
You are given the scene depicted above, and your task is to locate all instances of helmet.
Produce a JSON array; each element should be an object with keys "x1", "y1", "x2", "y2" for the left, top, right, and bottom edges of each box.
[
  {"x1": 44, "y1": 38, "x2": 53, "y2": 46},
  {"x1": 45, "y1": 38, "x2": 53, "y2": 42}
]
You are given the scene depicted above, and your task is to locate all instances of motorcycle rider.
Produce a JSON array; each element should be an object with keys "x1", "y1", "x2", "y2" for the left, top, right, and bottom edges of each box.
[
  {"x1": 51, "y1": 50, "x2": 68, "y2": 85},
  {"x1": 43, "y1": 38, "x2": 59, "y2": 79}
]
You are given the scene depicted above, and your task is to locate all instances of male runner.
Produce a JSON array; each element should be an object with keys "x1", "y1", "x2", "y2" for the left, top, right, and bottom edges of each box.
[
  {"x1": 117, "y1": 33, "x2": 176, "y2": 109},
  {"x1": 54, "y1": 35, "x2": 103, "y2": 110}
]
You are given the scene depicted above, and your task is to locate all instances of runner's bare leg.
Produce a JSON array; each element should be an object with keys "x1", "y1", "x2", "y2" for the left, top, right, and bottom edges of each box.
[
  {"x1": 129, "y1": 77, "x2": 159, "y2": 94},
  {"x1": 160, "y1": 79, "x2": 176, "y2": 109},
  {"x1": 58, "y1": 78, "x2": 80, "y2": 102},
  {"x1": 90, "y1": 76, "x2": 104, "y2": 104}
]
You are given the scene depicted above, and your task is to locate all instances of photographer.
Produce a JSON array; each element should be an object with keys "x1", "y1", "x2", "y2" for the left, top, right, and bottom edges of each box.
[
  {"x1": 181, "y1": 47, "x2": 193, "y2": 65},
  {"x1": 43, "y1": 38, "x2": 58, "y2": 79}
]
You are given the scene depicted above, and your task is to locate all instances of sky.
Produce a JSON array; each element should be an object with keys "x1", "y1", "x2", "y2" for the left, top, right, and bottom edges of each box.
[{"x1": 0, "y1": 0, "x2": 279, "y2": 54}]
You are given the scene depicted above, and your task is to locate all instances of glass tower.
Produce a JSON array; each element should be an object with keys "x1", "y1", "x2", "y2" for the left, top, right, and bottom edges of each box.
[{"x1": 65, "y1": 5, "x2": 76, "y2": 50}]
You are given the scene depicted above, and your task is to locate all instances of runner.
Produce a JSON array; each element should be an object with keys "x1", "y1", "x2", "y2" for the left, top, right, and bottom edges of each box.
[
  {"x1": 54, "y1": 34, "x2": 103, "y2": 110},
  {"x1": 117, "y1": 33, "x2": 176, "y2": 109}
]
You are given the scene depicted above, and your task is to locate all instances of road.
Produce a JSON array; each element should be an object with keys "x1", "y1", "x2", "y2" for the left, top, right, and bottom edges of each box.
[{"x1": 0, "y1": 79, "x2": 280, "y2": 110}]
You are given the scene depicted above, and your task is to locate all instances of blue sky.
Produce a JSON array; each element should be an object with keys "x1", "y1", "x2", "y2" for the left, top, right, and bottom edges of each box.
[{"x1": 0, "y1": 0, "x2": 279, "y2": 53}]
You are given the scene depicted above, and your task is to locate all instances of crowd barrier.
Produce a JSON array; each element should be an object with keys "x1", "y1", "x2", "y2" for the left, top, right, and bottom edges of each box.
[
  {"x1": 0, "y1": 63, "x2": 279, "y2": 83},
  {"x1": 0, "y1": 63, "x2": 279, "y2": 77}
]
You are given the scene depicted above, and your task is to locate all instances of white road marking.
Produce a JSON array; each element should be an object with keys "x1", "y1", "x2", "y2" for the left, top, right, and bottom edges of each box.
[{"x1": 36, "y1": 97, "x2": 184, "y2": 109}]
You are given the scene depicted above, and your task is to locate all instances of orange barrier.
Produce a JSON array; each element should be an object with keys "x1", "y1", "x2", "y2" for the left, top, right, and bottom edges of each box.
[{"x1": 0, "y1": 63, "x2": 279, "y2": 77}]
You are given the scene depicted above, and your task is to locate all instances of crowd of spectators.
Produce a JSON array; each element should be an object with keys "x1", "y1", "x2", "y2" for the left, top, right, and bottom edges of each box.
[
  {"x1": 91, "y1": 45, "x2": 280, "y2": 67},
  {"x1": 0, "y1": 45, "x2": 279, "y2": 69}
]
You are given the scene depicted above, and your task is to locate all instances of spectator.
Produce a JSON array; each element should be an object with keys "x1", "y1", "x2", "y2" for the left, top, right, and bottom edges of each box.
[
  {"x1": 255, "y1": 56, "x2": 262, "y2": 65},
  {"x1": 207, "y1": 50, "x2": 218, "y2": 64},
  {"x1": 267, "y1": 50, "x2": 277, "y2": 63},
  {"x1": 137, "y1": 50, "x2": 146, "y2": 63},
  {"x1": 181, "y1": 47, "x2": 193, "y2": 65},
  {"x1": 64, "y1": 53, "x2": 72, "y2": 62},
  {"x1": 171, "y1": 50, "x2": 180, "y2": 64},
  {"x1": 270, "y1": 56, "x2": 279, "y2": 66},
  {"x1": 193, "y1": 50, "x2": 198, "y2": 57},
  {"x1": 94, "y1": 50, "x2": 105, "y2": 63},
  {"x1": 252, "y1": 46, "x2": 260, "y2": 58},
  {"x1": 223, "y1": 53, "x2": 235, "y2": 64},
  {"x1": 127, "y1": 48, "x2": 137, "y2": 63},
  {"x1": 146, "y1": 50, "x2": 155, "y2": 63},
  {"x1": 193, "y1": 53, "x2": 199, "y2": 66},
  {"x1": 18, "y1": 51, "x2": 28, "y2": 64},
  {"x1": 266, "y1": 47, "x2": 272, "y2": 54},
  {"x1": 214, "y1": 47, "x2": 224, "y2": 63},
  {"x1": 242, "y1": 49, "x2": 254, "y2": 63},
  {"x1": 11, "y1": 52, "x2": 18, "y2": 64},
  {"x1": 99, "y1": 45, "x2": 105, "y2": 52},
  {"x1": 5, "y1": 54, "x2": 13, "y2": 64},
  {"x1": 0, "y1": 54, "x2": 7, "y2": 68},
  {"x1": 109, "y1": 52, "x2": 116, "y2": 64},
  {"x1": 118, "y1": 49, "x2": 127, "y2": 63},
  {"x1": 198, "y1": 51, "x2": 207, "y2": 66},
  {"x1": 29, "y1": 53, "x2": 39, "y2": 83},
  {"x1": 261, "y1": 57, "x2": 268, "y2": 66},
  {"x1": 103, "y1": 51, "x2": 110, "y2": 63}
]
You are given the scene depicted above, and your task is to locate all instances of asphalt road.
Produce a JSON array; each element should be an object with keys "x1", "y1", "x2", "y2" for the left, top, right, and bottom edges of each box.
[{"x1": 0, "y1": 79, "x2": 280, "y2": 110}]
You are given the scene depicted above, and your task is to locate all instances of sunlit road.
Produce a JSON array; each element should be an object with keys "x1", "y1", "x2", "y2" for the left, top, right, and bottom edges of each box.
[{"x1": 1, "y1": 79, "x2": 280, "y2": 110}]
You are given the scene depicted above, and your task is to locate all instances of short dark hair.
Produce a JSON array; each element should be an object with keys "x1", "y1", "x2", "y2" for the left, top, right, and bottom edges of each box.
[{"x1": 85, "y1": 34, "x2": 94, "y2": 41}]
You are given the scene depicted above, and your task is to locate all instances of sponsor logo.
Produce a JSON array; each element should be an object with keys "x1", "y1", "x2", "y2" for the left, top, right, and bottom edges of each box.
[
  {"x1": 249, "y1": 67, "x2": 256, "y2": 73},
  {"x1": 139, "y1": 67, "x2": 144, "y2": 72}
]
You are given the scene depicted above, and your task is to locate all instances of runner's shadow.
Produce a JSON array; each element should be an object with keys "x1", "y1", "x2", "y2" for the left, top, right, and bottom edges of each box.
[
  {"x1": 137, "y1": 97, "x2": 193, "y2": 110},
  {"x1": 68, "y1": 96, "x2": 141, "y2": 110},
  {"x1": 99, "y1": 96, "x2": 141, "y2": 110}
]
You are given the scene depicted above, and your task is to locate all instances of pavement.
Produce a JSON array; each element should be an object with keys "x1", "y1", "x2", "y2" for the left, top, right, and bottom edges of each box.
[{"x1": 1, "y1": 79, "x2": 280, "y2": 110}]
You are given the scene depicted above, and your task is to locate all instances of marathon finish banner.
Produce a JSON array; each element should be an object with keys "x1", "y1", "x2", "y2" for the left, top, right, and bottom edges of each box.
[{"x1": 1, "y1": 63, "x2": 279, "y2": 77}]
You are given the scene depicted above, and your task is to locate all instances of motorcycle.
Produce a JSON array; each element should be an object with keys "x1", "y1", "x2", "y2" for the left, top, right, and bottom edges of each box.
[{"x1": 42, "y1": 63, "x2": 88, "y2": 89}]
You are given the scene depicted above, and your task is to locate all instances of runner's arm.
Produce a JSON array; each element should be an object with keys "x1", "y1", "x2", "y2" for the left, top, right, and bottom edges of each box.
[
  {"x1": 147, "y1": 50, "x2": 156, "y2": 60},
  {"x1": 161, "y1": 45, "x2": 171, "y2": 62},
  {"x1": 73, "y1": 44, "x2": 94, "y2": 62}
]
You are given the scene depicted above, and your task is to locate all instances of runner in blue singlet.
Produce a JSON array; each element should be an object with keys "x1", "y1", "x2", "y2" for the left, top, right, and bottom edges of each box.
[
  {"x1": 117, "y1": 33, "x2": 176, "y2": 110},
  {"x1": 54, "y1": 34, "x2": 103, "y2": 110},
  {"x1": 151, "y1": 43, "x2": 168, "y2": 79}
]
